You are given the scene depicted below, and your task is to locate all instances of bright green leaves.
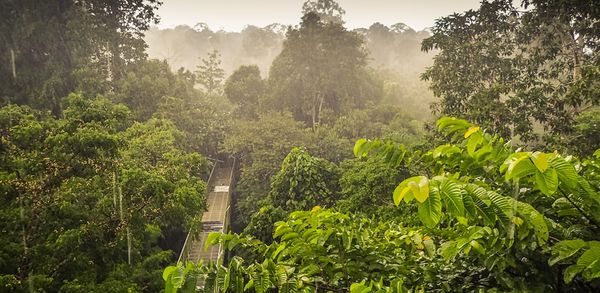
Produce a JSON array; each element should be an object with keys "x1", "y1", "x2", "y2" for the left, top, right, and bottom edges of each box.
[
  {"x1": 201, "y1": 209, "x2": 427, "y2": 292},
  {"x1": 535, "y1": 168, "x2": 558, "y2": 196},
  {"x1": 353, "y1": 138, "x2": 408, "y2": 168},
  {"x1": 350, "y1": 278, "x2": 407, "y2": 293},
  {"x1": 163, "y1": 262, "x2": 198, "y2": 293},
  {"x1": 487, "y1": 191, "x2": 513, "y2": 222},
  {"x1": 350, "y1": 282, "x2": 372, "y2": 293},
  {"x1": 531, "y1": 152, "x2": 549, "y2": 172},
  {"x1": 347, "y1": 117, "x2": 600, "y2": 290},
  {"x1": 502, "y1": 151, "x2": 577, "y2": 196},
  {"x1": 438, "y1": 226, "x2": 493, "y2": 261},
  {"x1": 515, "y1": 202, "x2": 548, "y2": 246},
  {"x1": 466, "y1": 130, "x2": 483, "y2": 157},
  {"x1": 434, "y1": 116, "x2": 504, "y2": 163},
  {"x1": 504, "y1": 153, "x2": 537, "y2": 180},
  {"x1": 439, "y1": 180, "x2": 465, "y2": 218},
  {"x1": 432, "y1": 144, "x2": 461, "y2": 158},
  {"x1": 418, "y1": 187, "x2": 442, "y2": 228},
  {"x1": 393, "y1": 176, "x2": 444, "y2": 228},
  {"x1": 205, "y1": 232, "x2": 221, "y2": 250},
  {"x1": 464, "y1": 126, "x2": 480, "y2": 138},
  {"x1": 548, "y1": 155, "x2": 579, "y2": 190},
  {"x1": 436, "y1": 117, "x2": 473, "y2": 137},
  {"x1": 392, "y1": 175, "x2": 549, "y2": 240},
  {"x1": 393, "y1": 176, "x2": 429, "y2": 205},
  {"x1": 550, "y1": 240, "x2": 600, "y2": 283},
  {"x1": 354, "y1": 138, "x2": 369, "y2": 157}
]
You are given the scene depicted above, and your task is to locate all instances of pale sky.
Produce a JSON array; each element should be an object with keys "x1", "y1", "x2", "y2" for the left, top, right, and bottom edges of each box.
[{"x1": 156, "y1": 0, "x2": 484, "y2": 31}]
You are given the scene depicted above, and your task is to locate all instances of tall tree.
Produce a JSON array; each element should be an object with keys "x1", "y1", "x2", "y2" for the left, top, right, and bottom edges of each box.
[
  {"x1": 224, "y1": 65, "x2": 265, "y2": 118},
  {"x1": 195, "y1": 49, "x2": 225, "y2": 95},
  {"x1": 422, "y1": 0, "x2": 599, "y2": 145},
  {"x1": 268, "y1": 12, "x2": 382, "y2": 128},
  {"x1": 301, "y1": 0, "x2": 345, "y2": 24},
  {"x1": 0, "y1": 0, "x2": 161, "y2": 115}
]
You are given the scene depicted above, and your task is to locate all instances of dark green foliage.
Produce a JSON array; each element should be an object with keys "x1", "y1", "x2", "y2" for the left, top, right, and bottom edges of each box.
[
  {"x1": 0, "y1": 0, "x2": 161, "y2": 115},
  {"x1": 224, "y1": 112, "x2": 310, "y2": 230},
  {"x1": 337, "y1": 158, "x2": 410, "y2": 217},
  {"x1": 111, "y1": 60, "x2": 200, "y2": 121},
  {"x1": 224, "y1": 65, "x2": 265, "y2": 119},
  {"x1": 422, "y1": 0, "x2": 600, "y2": 146},
  {"x1": 0, "y1": 95, "x2": 208, "y2": 291},
  {"x1": 570, "y1": 107, "x2": 600, "y2": 157},
  {"x1": 155, "y1": 95, "x2": 230, "y2": 157},
  {"x1": 269, "y1": 147, "x2": 340, "y2": 211},
  {"x1": 243, "y1": 205, "x2": 288, "y2": 244}
]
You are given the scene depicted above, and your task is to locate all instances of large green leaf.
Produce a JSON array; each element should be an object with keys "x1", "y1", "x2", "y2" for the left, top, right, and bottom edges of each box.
[
  {"x1": 393, "y1": 183, "x2": 411, "y2": 206},
  {"x1": 350, "y1": 281, "x2": 372, "y2": 293},
  {"x1": 467, "y1": 131, "x2": 483, "y2": 157},
  {"x1": 516, "y1": 202, "x2": 549, "y2": 245},
  {"x1": 464, "y1": 126, "x2": 480, "y2": 138},
  {"x1": 432, "y1": 144, "x2": 461, "y2": 158},
  {"x1": 414, "y1": 176, "x2": 430, "y2": 203},
  {"x1": 577, "y1": 247, "x2": 600, "y2": 274},
  {"x1": 205, "y1": 232, "x2": 222, "y2": 250},
  {"x1": 393, "y1": 176, "x2": 429, "y2": 205},
  {"x1": 436, "y1": 117, "x2": 473, "y2": 136},
  {"x1": 440, "y1": 179, "x2": 465, "y2": 217},
  {"x1": 418, "y1": 187, "x2": 442, "y2": 228},
  {"x1": 548, "y1": 156, "x2": 579, "y2": 190},
  {"x1": 535, "y1": 168, "x2": 558, "y2": 196},
  {"x1": 564, "y1": 264, "x2": 585, "y2": 283},
  {"x1": 549, "y1": 239, "x2": 587, "y2": 266},
  {"x1": 465, "y1": 185, "x2": 495, "y2": 225},
  {"x1": 487, "y1": 191, "x2": 513, "y2": 222},
  {"x1": 163, "y1": 265, "x2": 177, "y2": 281},
  {"x1": 439, "y1": 241, "x2": 458, "y2": 260},
  {"x1": 353, "y1": 138, "x2": 368, "y2": 157},
  {"x1": 505, "y1": 154, "x2": 536, "y2": 181},
  {"x1": 531, "y1": 152, "x2": 549, "y2": 172}
]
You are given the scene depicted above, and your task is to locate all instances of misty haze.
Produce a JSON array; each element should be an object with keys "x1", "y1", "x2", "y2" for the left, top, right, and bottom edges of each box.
[{"x1": 1, "y1": 0, "x2": 599, "y2": 292}]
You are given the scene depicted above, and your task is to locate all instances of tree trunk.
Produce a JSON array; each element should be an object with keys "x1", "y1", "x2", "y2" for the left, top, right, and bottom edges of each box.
[
  {"x1": 10, "y1": 48, "x2": 16, "y2": 82},
  {"x1": 311, "y1": 94, "x2": 317, "y2": 130},
  {"x1": 317, "y1": 93, "x2": 324, "y2": 126}
]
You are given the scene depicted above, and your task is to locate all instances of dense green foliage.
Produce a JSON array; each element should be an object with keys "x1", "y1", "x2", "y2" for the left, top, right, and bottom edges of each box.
[
  {"x1": 224, "y1": 65, "x2": 266, "y2": 119},
  {"x1": 422, "y1": 0, "x2": 600, "y2": 146},
  {"x1": 268, "y1": 12, "x2": 381, "y2": 128},
  {"x1": 0, "y1": 0, "x2": 161, "y2": 115},
  {"x1": 0, "y1": 95, "x2": 210, "y2": 291},
  {"x1": 165, "y1": 116, "x2": 600, "y2": 292},
  {"x1": 2, "y1": 0, "x2": 600, "y2": 292}
]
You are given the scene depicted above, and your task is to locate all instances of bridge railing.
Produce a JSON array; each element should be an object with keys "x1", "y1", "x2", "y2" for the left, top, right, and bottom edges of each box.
[{"x1": 177, "y1": 159, "x2": 219, "y2": 264}]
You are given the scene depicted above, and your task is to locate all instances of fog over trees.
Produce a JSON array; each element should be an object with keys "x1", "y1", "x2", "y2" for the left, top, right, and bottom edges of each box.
[
  {"x1": 1, "y1": 0, "x2": 600, "y2": 292},
  {"x1": 144, "y1": 17, "x2": 437, "y2": 116}
]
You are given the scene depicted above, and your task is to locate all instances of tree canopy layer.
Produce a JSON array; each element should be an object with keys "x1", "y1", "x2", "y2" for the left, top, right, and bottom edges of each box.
[
  {"x1": 422, "y1": 0, "x2": 600, "y2": 146},
  {"x1": 0, "y1": 95, "x2": 210, "y2": 291},
  {"x1": 0, "y1": 0, "x2": 161, "y2": 115}
]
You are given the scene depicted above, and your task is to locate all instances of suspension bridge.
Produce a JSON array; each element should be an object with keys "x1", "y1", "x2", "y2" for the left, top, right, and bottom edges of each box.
[{"x1": 177, "y1": 158, "x2": 235, "y2": 280}]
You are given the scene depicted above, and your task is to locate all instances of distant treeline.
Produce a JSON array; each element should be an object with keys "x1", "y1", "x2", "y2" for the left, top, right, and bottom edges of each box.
[{"x1": 144, "y1": 22, "x2": 434, "y2": 77}]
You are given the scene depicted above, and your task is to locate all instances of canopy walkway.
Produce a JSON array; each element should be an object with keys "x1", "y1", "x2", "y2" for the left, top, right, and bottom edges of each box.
[{"x1": 177, "y1": 158, "x2": 235, "y2": 274}]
